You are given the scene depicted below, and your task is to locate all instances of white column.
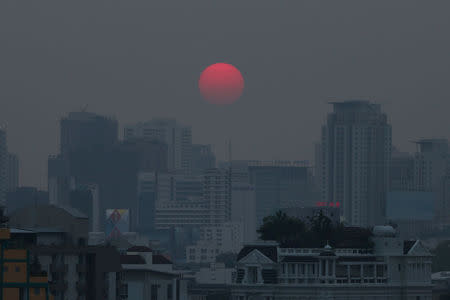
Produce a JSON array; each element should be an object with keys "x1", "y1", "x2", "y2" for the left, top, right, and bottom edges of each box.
[
  {"x1": 325, "y1": 260, "x2": 329, "y2": 278},
  {"x1": 257, "y1": 267, "x2": 263, "y2": 284},
  {"x1": 172, "y1": 278, "x2": 177, "y2": 300},
  {"x1": 332, "y1": 259, "x2": 336, "y2": 278},
  {"x1": 242, "y1": 267, "x2": 248, "y2": 284}
]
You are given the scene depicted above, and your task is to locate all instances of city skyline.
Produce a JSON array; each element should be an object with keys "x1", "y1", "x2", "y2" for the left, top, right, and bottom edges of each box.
[
  {"x1": 1, "y1": 1, "x2": 450, "y2": 187},
  {"x1": 0, "y1": 1, "x2": 449, "y2": 299}
]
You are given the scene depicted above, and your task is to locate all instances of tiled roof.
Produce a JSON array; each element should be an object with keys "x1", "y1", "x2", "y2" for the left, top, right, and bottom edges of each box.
[
  {"x1": 237, "y1": 245, "x2": 277, "y2": 262},
  {"x1": 403, "y1": 240, "x2": 417, "y2": 254}
]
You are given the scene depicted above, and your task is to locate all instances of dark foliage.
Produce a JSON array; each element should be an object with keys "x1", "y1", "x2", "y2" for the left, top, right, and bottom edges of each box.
[
  {"x1": 257, "y1": 210, "x2": 373, "y2": 248},
  {"x1": 432, "y1": 240, "x2": 450, "y2": 272}
]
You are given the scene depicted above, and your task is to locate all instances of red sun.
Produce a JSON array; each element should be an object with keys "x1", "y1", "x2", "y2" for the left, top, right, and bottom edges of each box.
[{"x1": 199, "y1": 63, "x2": 244, "y2": 105}]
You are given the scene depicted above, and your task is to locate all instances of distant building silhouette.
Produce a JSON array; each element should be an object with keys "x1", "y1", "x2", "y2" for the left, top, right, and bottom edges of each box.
[
  {"x1": 0, "y1": 128, "x2": 8, "y2": 206},
  {"x1": 247, "y1": 161, "x2": 315, "y2": 225},
  {"x1": 6, "y1": 187, "x2": 48, "y2": 214},
  {"x1": 389, "y1": 147, "x2": 414, "y2": 192},
  {"x1": 412, "y1": 139, "x2": 450, "y2": 227},
  {"x1": 124, "y1": 119, "x2": 192, "y2": 174},
  {"x1": 192, "y1": 144, "x2": 216, "y2": 175},
  {"x1": 317, "y1": 100, "x2": 392, "y2": 227},
  {"x1": 7, "y1": 152, "x2": 19, "y2": 192},
  {"x1": 50, "y1": 111, "x2": 168, "y2": 231},
  {"x1": 60, "y1": 111, "x2": 118, "y2": 157}
]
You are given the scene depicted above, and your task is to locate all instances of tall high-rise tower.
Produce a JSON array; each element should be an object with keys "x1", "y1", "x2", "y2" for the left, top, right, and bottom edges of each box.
[
  {"x1": 60, "y1": 111, "x2": 118, "y2": 157},
  {"x1": 124, "y1": 119, "x2": 192, "y2": 174},
  {"x1": 0, "y1": 128, "x2": 7, "y2": 206},
  {"x1": 318, "y1": 100, "x2": 392, "y2": 227}
]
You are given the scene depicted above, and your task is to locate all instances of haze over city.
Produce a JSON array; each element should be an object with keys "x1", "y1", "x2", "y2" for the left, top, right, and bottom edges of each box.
[{"x1": 1, "y1": 0, "x2": 450, "y2": 188}]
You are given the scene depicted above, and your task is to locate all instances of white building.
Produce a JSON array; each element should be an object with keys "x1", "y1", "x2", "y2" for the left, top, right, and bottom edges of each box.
[
  {"x1": 194, "y1": 263, "x2": 235, "y2": 285},
  {"x1": 186, "y1": 241, "x2": 221, "y2": 264},
  {"x1": 120, "y1": 246, "x2": 188, "y2": 300},
  {"x1": 317, "y1": 100, "x2": 392, "y2": 227},
  {"x1": 124, "y1": 119, "x2": 192, "y2": 174},
  {"x1": 232, "y1": 226, "x2": 432, "y2": 300},
  {"x1": 186, "y1": 222, "x2": 244, "y2": 264},
  {"x1": 204, "y1": 168, "x2": 231, "y2": 225}
]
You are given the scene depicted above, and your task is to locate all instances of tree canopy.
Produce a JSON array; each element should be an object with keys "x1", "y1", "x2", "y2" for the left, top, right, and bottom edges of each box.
[
  {"x1": 432, "y1": 240, "x2": 450, "y2": 272},
  {"x1": 257, "y1": 210, "x2": 373, "y2": 248}
]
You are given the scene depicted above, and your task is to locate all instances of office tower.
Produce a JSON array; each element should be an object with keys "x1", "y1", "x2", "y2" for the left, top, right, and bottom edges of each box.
[
  {"x1": 413, "y1": 139, "x2": 449, "y2": 191},
  {"x1": 7, "y1": 153, "x2": 19, "y2": 192},
  {"x1": 247, "y1": 161, "x2": 315, "y2": 225},
  {"x1": 60, "y1": 111, "x2": 118, "y2": 157},
  {"x1": 318, "y1": 100, "x2": 392, "y2": 227},
  {"x1": 0, "y1": 128, "x2": 8, "y2": 206},
  {"x1": 413, "y1": 139, "x2": 450, "y2": 227},
  {"x1": 439, "y1": 173, "x2": 450, "y2": 227},
  {"x1": 231, "y1": 181, "x2": 257, "y2": 243},
  {"x1": 124, "y1": 119, "x2": 192, "y2": 174},
  {"x1": 141, "y1": 172, "x2": 207, "y2": 230},
  {"x1": 204, "y1": 168, "x2": 232, "y2": 225},
  {"x1": 192, "y1": 144, "x2": 216, "y2": 175},
  {"x1": 50, "y1": 111, "x2": 117, "y2": 206},
  {"x1": 6, "y1": 186, "x2": 48, "y2": 213},
  {"x1": 389, "y1": 148, "x2": 414, "y2": 191},
  {"x1": 48, "y1": 155, "x2": 72, "y2": 206}
]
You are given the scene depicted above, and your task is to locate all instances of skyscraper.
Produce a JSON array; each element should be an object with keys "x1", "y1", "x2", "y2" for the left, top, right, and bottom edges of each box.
[
  {"x1": 0, "y1": 128, "x2": 7, "y2": 206},
  {"x1": 248, "y1": 161, "x2": 315, "y2": 225},
  {"x1": 124, "y1": 119, "x2": 192, "y2": 174},
  {"x1": 60, "y1": 111, "x2": 118, "y2": 157},
  {"x1": 413, "y1": 139, "x2": 449, "y2": 192},
  {"x1": 412, "y1": 139, "x2": 450, "y2": 226},
  {"x1": 317, "y1": 100, "x2": 391, "y2": 227},
  {"x1": 192, "y1": 144, "x2": 216, "y2": 175},
  {"x1": 389, "y1": 147, "x2": 414, "y2": 192},
  {"x1": 204, "y1": 168, "x2": 232, "y2": 225},
  {"x1": 7, "y1": 153, "x2": 19, "y2": 192},
  {"x1": 50, "y1": 111, "x2": 118, "y2": 206}
]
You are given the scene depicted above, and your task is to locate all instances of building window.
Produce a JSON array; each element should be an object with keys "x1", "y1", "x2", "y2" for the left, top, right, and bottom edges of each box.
[
  {"x1": 15, "y1": 266, "x2": 20, "y2": 272},
  {"x1": 167, "y1": 284, "x2": 172, "y2": 300},
  {"x1": 151, "y1": 284, "x2": 158, "y2": 300},
  {"x1": 3, "y1": 266, "x2": 8, "y2": 272},
  {"x1": 34, "y1": 288, "x2": 40, "y2": 295},
  {"x1": 248, "y1": 267, "x2": 258, "y2": 284}
]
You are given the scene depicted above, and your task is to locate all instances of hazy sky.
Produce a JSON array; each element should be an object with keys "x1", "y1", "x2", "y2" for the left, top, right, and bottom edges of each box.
[{"x1": 1, "y1": 1, "x2": 449, "y2": 188}]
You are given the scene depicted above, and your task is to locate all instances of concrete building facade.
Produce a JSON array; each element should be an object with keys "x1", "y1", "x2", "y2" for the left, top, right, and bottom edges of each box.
[
  {"x1": 317, "y1": 100, "x2": 392, "y2": 227},
  {"x1": 232, "y1": 227, "x2": 432, "y2": 299}
]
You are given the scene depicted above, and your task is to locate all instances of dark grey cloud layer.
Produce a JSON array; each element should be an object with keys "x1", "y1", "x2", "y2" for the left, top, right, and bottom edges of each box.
[{"x1": 1, "y1": 1, "x2": 449, "y2": 187}]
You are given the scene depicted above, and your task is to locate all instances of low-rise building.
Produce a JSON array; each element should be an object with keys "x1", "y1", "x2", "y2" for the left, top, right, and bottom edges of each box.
[
  {"x1": 232, "y1": 226, "x2": 433, "y2": 299},
  {"x1": 120, "y1": 246, "x2": 188, "y2": 300},
  {"x1": 0, "y1": 227, "x2": 52, "y2": 300}
]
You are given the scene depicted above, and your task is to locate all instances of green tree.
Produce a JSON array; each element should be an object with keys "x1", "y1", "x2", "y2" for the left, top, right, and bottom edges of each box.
[
  {"x1": 258, "y1": 210, "x2": 372, "y2": 248},
  {"x1": 432, "y1": 240, "x2": 450, "y2": 272}
]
